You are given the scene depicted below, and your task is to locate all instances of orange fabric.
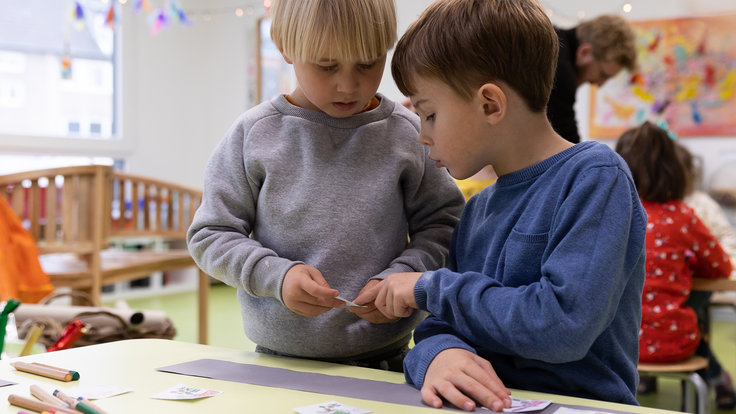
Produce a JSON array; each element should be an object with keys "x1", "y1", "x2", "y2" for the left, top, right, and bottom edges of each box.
[{"x1": 0, "y1": 197, "x2": 54, "y2": 303}]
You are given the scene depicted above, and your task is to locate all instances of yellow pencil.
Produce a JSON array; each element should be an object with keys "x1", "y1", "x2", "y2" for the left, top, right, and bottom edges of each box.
[{"x1": 19, "y1": 323, "x2": 44, "y2": 357}]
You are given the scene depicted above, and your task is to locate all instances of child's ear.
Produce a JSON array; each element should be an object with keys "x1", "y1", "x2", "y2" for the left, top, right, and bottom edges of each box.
[
  {"x1": 477, "y1": 83, "x2": 506, "y2": 125},
  {"x1": 576, "y1": 43, "x2": 595, "y2": 66}
]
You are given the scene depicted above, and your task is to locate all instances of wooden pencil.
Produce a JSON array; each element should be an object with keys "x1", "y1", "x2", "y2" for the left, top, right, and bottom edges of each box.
[
  {"x1": 10, "y1": 361, "x2": 75, "y2": 381},
  {"x1": 29, "y1": 384, "x2": 67, "y2": 407},
  {"x1": 8, "y1": 394, "x2": 78, "y2": 414}
]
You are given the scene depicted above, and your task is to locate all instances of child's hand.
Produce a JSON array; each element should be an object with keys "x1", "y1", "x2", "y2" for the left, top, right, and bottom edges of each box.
[
  {"x1": 281, "y1": 264, "x2": 345, "y2": 317},
  {"x1": 374, "y1": 272, "x2": 422, "y2": 318},
  {"x1": 421, "y1": 348, "x2": 512, "y2": 412},
  {"x1": 349, "y1": 280, "x2": 399, "y2": 324}
]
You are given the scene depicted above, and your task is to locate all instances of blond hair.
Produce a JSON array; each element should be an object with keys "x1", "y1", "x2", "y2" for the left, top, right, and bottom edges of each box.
[
  {"x1": 270, "y1": 0, "x2": 397, "y2": 63},
  {"x1": 392, "y1": 0, "x2": 558, "y2": 112},
  {"x1": 576, "y1": 15, "x2": 637, "y2": 71}
]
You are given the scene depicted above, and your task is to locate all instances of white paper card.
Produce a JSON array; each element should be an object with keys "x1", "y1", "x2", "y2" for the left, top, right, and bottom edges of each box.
[
  {"x1": 498, "y1": 396, "x2": 552, "y2": 412},
  {"x1": 552, "y1": 408, "x2": 602, "y2": 414},
  {"x1": 67, "y1": 385, "x2": 134, "y2": 400},
  {"x1": 150, "y1": 383, "x2": 222, "y2": 400},
  {"x1": 294, "y1": 400, "x2": 371, "y2": 414}
]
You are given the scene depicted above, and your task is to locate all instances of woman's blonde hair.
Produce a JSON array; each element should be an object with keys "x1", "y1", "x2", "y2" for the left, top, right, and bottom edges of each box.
[{"x1": 270, "y1": 0, "x2": 397, "y2": 63}]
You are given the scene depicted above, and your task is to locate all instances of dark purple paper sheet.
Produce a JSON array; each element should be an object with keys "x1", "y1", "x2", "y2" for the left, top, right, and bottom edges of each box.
[{"x1": 157, "y1": 359, "x2": 639, "y2": 413}]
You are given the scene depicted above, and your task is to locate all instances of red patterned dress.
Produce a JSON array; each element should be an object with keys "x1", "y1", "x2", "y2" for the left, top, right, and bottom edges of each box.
[{"x1": 639, "y1": 200, "x2": 733, "y2": 362}]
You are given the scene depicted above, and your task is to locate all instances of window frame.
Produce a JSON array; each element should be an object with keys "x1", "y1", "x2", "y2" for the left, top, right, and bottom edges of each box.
[{"x1": 0, "y1": 4, "x2": 132, "y2": 159}]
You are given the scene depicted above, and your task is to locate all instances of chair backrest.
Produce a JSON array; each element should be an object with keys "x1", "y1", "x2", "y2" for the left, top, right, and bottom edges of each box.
[
  {"x1": 109, "y1": 171, "x2": 202, "y2": 240},
  {"x1": 0, "y1": 165, "x2": 202, "y2": 255},
  {"x1": 0, "y1": 165, "x2": 110, "y2": 255}
]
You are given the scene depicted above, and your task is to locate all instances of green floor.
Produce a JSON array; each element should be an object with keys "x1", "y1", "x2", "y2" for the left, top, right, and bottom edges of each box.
[{"x1": 115, "y1": 284, "x2": 736, "y2": 413}]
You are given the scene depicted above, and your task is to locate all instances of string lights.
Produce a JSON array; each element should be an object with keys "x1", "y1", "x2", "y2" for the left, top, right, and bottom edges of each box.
[
  {"x1": 69, "y1": 0, "x2": 268, "y2": 36},
  {"x1": 543, "y1": 0, "x2": 634, "y2": 27}
]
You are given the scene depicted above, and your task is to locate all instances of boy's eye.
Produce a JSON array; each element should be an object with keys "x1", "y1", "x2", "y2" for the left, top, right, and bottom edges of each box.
[
  {"x1": 358, "y1": 61, "x2": 376, "y2": 70},
  {"x1": 318, "y1": 64, "x2": 337, "y2": 71},
  {"x1": 425, "y1": 114, "x2": 435, "y2": 122}
]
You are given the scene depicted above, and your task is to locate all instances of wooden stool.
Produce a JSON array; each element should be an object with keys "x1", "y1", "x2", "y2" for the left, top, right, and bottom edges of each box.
[{"x1": 638, "y1": 355, "x2": 710, "y2": 414}]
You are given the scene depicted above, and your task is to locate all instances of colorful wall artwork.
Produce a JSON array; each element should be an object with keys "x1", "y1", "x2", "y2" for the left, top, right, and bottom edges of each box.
[{"x1": 589, "y1": 14, "x2": 736, "y2": 138}]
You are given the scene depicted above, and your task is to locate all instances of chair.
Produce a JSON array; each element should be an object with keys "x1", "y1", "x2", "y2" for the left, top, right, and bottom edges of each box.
[
  {"x1": 638, "y1": 355, "x2": 710, "y2": 414},
  {"x1": 0, "y1": 165, "x2": 209, "y2": 344}
]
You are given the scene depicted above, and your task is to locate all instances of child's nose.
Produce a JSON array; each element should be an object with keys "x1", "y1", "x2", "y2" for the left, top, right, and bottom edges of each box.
[
  {"x1": 335, "y1": 71, "x2": 359, "y2": 93},
  {"x1": 418, "y1": 131, "x2": 432, "y2": 146}
]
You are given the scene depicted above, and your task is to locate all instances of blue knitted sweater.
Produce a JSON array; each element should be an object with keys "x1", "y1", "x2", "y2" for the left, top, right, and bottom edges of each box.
[{"x1": 405, "y1": 141, "x2": 646, "y2": 405}]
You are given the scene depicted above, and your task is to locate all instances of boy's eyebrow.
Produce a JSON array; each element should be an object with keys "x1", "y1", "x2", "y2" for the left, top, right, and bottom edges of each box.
[{"x1": 413, "y1": 99, "x2": 427, "y2": 112}]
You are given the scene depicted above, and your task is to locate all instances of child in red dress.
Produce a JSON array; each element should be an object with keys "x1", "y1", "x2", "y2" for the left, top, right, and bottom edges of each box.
[{"x1": 616, "y1": 122, "x2": 733, "y2": 403}]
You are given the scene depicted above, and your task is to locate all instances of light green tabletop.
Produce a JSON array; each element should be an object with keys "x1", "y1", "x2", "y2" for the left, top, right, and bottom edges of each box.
[{"x1": 0, "y1": 339, "x2": 680, "y2": 413}]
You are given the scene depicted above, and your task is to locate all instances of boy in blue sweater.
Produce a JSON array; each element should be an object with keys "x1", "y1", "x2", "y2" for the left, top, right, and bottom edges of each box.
[{"x1": 355, "y1": 0, "x2": 646, "y2": 411}]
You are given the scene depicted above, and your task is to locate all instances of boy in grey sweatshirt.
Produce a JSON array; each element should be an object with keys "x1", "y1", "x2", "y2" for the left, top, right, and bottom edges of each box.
[{"x1": 187, "y1": 0, "x2": 464, "y2": 370}]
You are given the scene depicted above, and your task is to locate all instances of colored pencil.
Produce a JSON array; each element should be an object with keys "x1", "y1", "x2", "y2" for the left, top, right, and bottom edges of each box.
[
  {"x1": 53, "y1": 389, "x2": 104, "y2": 414},
  {"x1": 30, "y1": 384, "x2": 67, "y2": 407},
  {"x1": 10, "y1": 361, "x2": 78, "y2": 382},
  {"x1": 19, "y1": 323, "x2": 44, "y2": 357},
  {"x1": 8, "y1": 394, "x2": 78, "y2": 414}
]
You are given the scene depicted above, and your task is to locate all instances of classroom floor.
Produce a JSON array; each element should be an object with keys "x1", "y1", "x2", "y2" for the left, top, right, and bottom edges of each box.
[{"x1": 115, "y1": 284, "x2": 736, "y2": 414}]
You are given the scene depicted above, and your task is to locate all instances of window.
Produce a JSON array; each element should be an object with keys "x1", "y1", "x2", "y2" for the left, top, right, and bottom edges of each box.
[{"x1": 0, "y1": 0, "x2": 118, "y2": 139}]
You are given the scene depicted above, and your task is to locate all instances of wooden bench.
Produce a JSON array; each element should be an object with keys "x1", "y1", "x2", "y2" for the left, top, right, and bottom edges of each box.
[
  {"x1": 638, "y1": 355, "x2": 710, "y2": 414},
  {"x1": 0, "y1": 165, "x2": 209, "y2": 344}
]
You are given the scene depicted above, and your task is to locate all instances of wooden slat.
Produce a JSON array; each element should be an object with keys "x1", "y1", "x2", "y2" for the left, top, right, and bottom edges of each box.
[
  {"x1": 62, "y1": 174, "x2": 76, "y2": 243},
  {"x1": 28, "y1": 180, "x2": 41, "y2": 239},
  {"x1": 46, "y1": 181, "x2": 58, "y2": 243},
  {"x1": 11, "y1": 184, "x2": 23, "y2": 219}
]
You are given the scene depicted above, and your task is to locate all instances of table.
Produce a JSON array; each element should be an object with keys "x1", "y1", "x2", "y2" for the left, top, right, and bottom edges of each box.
[
  {"x1": 0, "y1": 339, "x2": 679, "y2": 413},
  {"x1": 692, "y1": 276, "x2": 736, "y2": 292}
]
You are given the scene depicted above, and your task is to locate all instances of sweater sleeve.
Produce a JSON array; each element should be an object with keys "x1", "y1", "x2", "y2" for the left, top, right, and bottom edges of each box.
[
  {"x1": 403, "y1": 315, "x2": 477, "y2": 388},
  {"x1": 414, "y1": 165, "x2": 645, "y2": 363},
  {"x1": 186, "y1": 117, "x2": 300, "y2": 303}
]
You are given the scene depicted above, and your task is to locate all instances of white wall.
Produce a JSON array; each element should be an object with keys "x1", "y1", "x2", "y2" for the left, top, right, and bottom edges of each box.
[{"x1": 121, "y1": 1, "x2": 264, "y2": 188}]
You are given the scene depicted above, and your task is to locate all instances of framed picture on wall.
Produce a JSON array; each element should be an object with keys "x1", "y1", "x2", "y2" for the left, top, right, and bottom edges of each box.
[
  {"x1": 589, "y1": 13, "x2": 736, "y2": 138},
  {"x1": 256, "y1": 17, "x2": 296, "y2": 103}
]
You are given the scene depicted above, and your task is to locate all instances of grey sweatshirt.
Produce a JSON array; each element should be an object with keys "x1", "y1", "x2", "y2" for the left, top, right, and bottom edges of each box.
[{"x1": 187, "y1": 94, "x2": 464, "y2": 359}]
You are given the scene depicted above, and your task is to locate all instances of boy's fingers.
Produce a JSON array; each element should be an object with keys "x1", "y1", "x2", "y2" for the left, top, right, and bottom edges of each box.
[
  {"x1": 353, "y1": 282, "x2": 381, "y2": 305},
  {"x1": 301, "y1": 277, "x2": 339, "y2": 301},
  {"x1": 427, "y1": 382, "x2": 476, "y2": 412},
  {"x1": 458, "y1": 377, "x2": 507, "y2": 412},
  {"x1": 420, "y1": 386, "x2": 444, "y2": 409},
  {"x1": 291, "y1": 301, "x2": 334, "y2": 317}
]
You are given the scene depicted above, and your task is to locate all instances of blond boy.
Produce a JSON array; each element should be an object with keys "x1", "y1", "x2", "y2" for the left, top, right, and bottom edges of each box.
[{"x1": 187, "y1": 0, "x2": 464, "y2": 370}]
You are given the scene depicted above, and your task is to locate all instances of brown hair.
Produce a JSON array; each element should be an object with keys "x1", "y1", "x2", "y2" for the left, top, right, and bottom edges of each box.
[
  {"x1": 270, "y1": 0, "x2": 397, "y2": 63},
  {"x1": 391, "y1": 0, "x2": 558, "y2": 112},
  {"x1": 576, "y1": 15, "x2": 637, "y2": 71},
  {"x1": 615, "y1": 121, "x2": 686, "y2": 203},
  {"x1": 675, "y1": 143, "x2": 704, "y2": 196}
]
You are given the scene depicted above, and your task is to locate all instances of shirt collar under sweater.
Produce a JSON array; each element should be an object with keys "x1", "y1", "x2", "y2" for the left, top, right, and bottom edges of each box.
[
  {"x1": 270, "y1": 93, "x2": 395, "y2": 129},
  {"x1": 494, "y1": 141, "x2": 596, "y2": 186}
]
